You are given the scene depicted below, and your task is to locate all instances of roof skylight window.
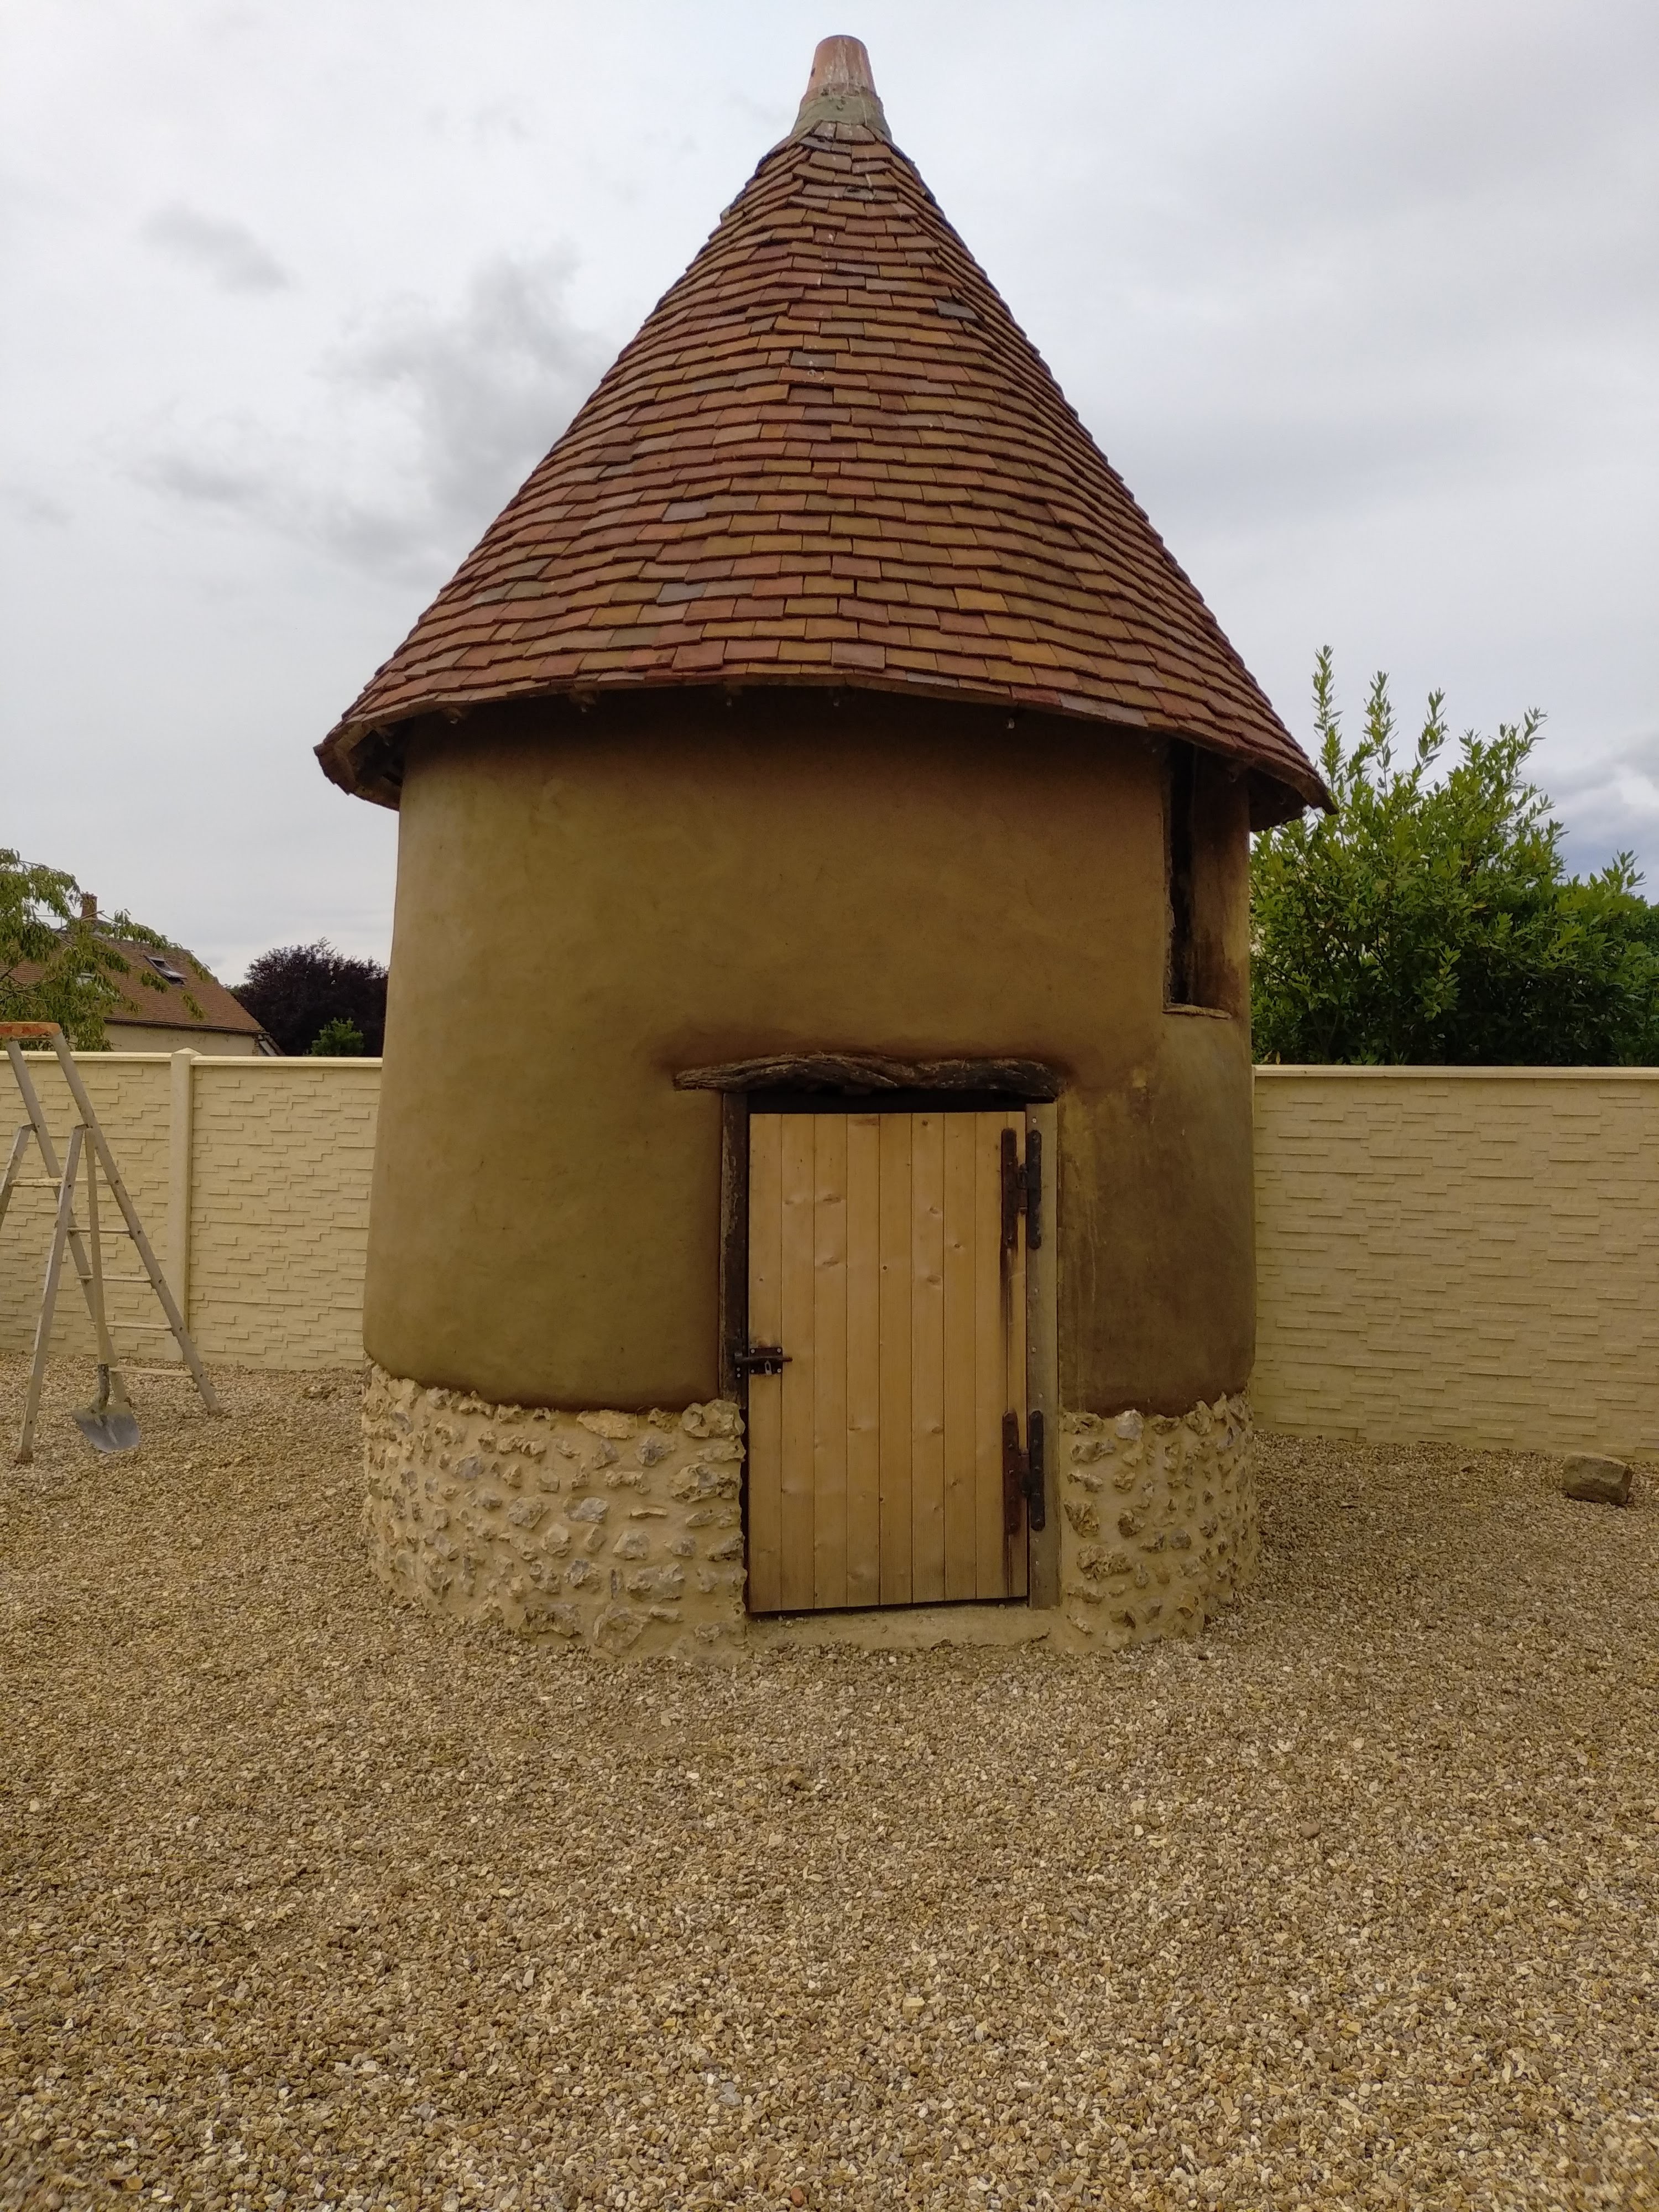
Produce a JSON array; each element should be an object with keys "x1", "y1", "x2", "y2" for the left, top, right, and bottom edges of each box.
[{"x1": 148, "y1": 956, "x2": 187, "y2": 985}]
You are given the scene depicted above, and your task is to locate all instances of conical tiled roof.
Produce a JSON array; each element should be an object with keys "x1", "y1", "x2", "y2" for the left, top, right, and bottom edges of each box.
[{"x1": 319, "y1": 38, "x2": 1326, "y2": 823}]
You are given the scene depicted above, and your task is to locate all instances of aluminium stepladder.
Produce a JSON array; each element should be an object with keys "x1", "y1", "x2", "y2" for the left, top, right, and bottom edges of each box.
[{"x1": 1, "y1": 1022, "x2": 220, "y2": 1463}]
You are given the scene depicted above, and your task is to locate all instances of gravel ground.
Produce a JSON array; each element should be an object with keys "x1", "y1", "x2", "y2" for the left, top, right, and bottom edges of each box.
[{"x1": 1, "y1": 1354, "x2": 1656, "y2": 2212}]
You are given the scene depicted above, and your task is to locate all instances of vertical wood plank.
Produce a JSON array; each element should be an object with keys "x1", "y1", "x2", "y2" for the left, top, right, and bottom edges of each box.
[
  {"x1": 942, "y1": 1112, "x2": 979, "y2": 1600},
  {"x1": 973, "y1": 1111, "x2": 1008, "y2": 1598},
  {"x1": 779, "y1": 1116, "x2": 817, "y2": 1611},
  {"x1": 1005, "y1": 1108, "x2": 1030, "y2": 1600},
  {"x1": 910, "y1": 1110, "x2": 947, "y2": 1603},
  {"x1": 845, "y1": 1113, "x2": 883, "y2": 1607},
  {"x1": 745, "y1": 1113, "x2": 784, "y2": 1614},
  {"x1": 878, "y1": 1112, "x2": 914, "y2": 1604},
  {"x1": 812, "y1": 1115, "x2": 849, "y2": 1609}
]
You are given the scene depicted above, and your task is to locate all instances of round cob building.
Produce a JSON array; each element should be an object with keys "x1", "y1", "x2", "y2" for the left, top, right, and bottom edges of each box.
[{"x1": 320, "y1": 37, "x2": 1326, "y2": 1656}]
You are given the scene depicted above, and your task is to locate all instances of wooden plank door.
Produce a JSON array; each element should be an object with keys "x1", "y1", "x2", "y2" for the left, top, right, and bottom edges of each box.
[{"x1": 746, "y1": 1108, "x2": 1029, "y2": 1613}]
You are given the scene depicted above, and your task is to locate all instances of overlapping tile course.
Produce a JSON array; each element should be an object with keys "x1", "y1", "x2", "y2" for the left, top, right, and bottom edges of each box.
[{"x1": 320, "y1": 109, "x2": 1324, "y2": 820}]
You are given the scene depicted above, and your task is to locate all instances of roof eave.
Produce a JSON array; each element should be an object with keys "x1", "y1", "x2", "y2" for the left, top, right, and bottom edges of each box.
[{"x1": 316, "y1": 671, "x2": 1331, "y2": 823}]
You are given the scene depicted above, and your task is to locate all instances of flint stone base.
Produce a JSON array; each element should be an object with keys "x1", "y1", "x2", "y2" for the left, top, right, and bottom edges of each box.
[
  {"x1": 362, "y1": 1365, "x2": 747, "y2": 1657},
  {"x1": 363, "y1": 1368, "x2": 1258, "y2": 1657},
  {"x1": 1058, "y1": 1394, "x2": 1258, "y2": 1647}
]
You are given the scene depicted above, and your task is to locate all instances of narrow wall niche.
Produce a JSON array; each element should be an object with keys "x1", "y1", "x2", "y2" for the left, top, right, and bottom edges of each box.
[{"x1": 1165, "y1": 740, "x2": 1243, "y2": 1018}]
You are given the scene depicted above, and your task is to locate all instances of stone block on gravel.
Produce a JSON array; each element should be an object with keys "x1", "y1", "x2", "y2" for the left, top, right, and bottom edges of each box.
[{"x1": 1561, "y1": 1453, "x2": 1633, "y2": 1506}]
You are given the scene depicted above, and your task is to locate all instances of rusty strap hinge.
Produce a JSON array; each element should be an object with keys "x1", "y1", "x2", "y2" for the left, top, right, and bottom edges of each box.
[
  {"x1": 999, "y1": 1127, "x2": 1042, "y2": 1250},
  {"x1": 1001, "y1": 1408, "x2": 1046, "y2": 1533}
]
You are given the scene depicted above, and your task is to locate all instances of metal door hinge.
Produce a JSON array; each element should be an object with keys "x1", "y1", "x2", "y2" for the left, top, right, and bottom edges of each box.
[
  {"x1": 1000, "y1": 1127, "x2": 1042, "y2": 1250},
  {"x1": 1001, "y1": 1408, "x2": 1046, "y2": 1533},
  {"x1": 734, "y1": 1344, "x2": 790, "y2": 1376}
]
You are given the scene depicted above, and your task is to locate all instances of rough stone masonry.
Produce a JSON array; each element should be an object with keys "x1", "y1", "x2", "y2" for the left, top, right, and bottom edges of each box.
[
  {"x1": 1059, "y1": 1396, "x2": 1258, "y2": 1646},
  {"x1": 365, "y1": 1369, "x2": 1259, "y2": 1656},
  {"x1": 362, "y1": 1367, "x2": 748, "y2": 1657}
]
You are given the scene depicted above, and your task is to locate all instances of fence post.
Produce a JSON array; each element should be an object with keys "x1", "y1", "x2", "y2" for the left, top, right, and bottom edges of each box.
[{"x1": 168, "y1": 1050, "x2": 197, "y2": 1323}]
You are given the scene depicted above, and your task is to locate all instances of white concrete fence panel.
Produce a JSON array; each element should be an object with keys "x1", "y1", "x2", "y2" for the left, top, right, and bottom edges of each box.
[
  {"x1": 1252, "y1": 1066, "x2": 1659, "y2": 1457},
  {"x1": 0, "y1": 1052, "x2": 378, "y2": 1373},
  {"x1": 2, "y1": 1055, "x2": 1655, "y2": 1453}
]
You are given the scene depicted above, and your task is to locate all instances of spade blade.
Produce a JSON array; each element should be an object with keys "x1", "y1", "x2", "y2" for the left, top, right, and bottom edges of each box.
[{"x1": 72, "y1": 1401, "x2": 141, "y2": 1453}]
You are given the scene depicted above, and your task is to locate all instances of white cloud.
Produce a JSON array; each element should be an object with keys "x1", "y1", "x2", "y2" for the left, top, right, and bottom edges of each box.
[
  {"x1": 128, "y1": 251, "x2": 605, "y2": 588},
  {"x1": 1548, "y1": 732, "x2": 1659, "y2": 887},
  {"x1": 0, "y1": 480, "x2": 70, "y2": 528},
  {"x1": 323, "y1": 252, "x2": 606, "y2": 573}
]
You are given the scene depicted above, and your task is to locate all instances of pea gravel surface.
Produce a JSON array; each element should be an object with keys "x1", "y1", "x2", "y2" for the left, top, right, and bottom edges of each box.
[{"x1": 1, "y1": 1355, "x2": 1656, "y2": 2212}]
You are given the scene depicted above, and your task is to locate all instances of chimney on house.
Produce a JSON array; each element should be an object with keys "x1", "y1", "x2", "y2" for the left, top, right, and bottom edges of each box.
[{"x1": 80, "y1": 894, "x2": 97, "y2": 924}]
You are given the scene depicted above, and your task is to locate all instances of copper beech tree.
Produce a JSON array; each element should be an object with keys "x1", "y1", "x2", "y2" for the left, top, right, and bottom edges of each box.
[
  {"x1": 232, "y1": 941, "x2": 387, "y2": 1057},
  {"x1": 1251, "y1": 653, "x2": 1659, "y2": 1066}
]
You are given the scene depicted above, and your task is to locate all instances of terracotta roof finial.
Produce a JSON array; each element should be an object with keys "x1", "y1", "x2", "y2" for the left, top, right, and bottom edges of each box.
[{"x1": 790, "y1": 34, "x2": 890, "y2": 141}]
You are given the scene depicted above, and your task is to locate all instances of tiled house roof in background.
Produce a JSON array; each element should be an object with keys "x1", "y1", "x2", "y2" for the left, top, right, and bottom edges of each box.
[
  {"x1": 96, "y1": 941, "x2": 269, "y2": 1041},
  {"x1": 12, "y1": 936, "x2": 271, "y2": 1042},
  {"x1": 319, "y1": 39, "x2": 1326, "y2": 824}
]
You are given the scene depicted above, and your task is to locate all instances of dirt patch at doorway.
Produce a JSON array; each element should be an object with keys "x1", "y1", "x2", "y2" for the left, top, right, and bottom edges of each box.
[{"x1": 1, "y1": 1354, "x2": 1655, "y2": 2209}]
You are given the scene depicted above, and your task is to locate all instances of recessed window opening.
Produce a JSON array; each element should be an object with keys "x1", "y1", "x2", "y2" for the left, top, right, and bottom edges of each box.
[{"x1": 1166, "y1": 742, "x2": 1197, "y2": 1006}]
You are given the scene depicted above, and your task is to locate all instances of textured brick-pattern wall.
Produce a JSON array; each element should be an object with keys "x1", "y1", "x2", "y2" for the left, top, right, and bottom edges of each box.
[
  {"x1": 0, "y1": 1054, "x2": 378, "y2": 1372},
  {"x1": 0, "y1": 1055, "x2": 173, "y2": 1360},
  {"x1": 186, "y1": 1063, "x2": 378, "y2": 1366},
  {"x1": 1253, "y1": 1069, "x2": 1659, "y2": 1455}
]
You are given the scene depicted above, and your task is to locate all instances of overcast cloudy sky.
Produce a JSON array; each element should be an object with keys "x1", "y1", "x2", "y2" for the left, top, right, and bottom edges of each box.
[{"x1": 4, "y1": 0, "x2": 1656, "y2": 978}]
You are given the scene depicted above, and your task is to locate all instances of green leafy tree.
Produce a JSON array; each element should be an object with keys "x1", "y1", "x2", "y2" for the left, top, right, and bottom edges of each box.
[
  {"x1": 309, "y1": 1016, "x2": 366, "y2": 1057},
  {"x1": 1251, "y1": 653, "x2": 1659, "y2": 1065},
  {"x1": 0, "y1": 850, "x2": 188, "y2": 1050}
]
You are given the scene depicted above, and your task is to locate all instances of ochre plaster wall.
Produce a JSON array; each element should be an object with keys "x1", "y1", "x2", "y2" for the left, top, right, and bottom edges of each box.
[
  {"x1": 1182, "y1": 750, "x2": 1252, "y2": 1018},
  {"x1": 368, "y1": 691, "x2": 1256, "y2": 1414}
]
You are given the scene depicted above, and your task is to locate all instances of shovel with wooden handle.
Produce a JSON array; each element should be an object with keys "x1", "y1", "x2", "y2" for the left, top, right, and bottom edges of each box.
[{"x1": 71, "y1": 1130, "x2": 141, "y2": 1453}]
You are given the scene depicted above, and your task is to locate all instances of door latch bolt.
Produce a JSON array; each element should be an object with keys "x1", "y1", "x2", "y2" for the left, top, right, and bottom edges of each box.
[{"x1": 734, "y1": 1344, "x2": 790, "y2": 1376}]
